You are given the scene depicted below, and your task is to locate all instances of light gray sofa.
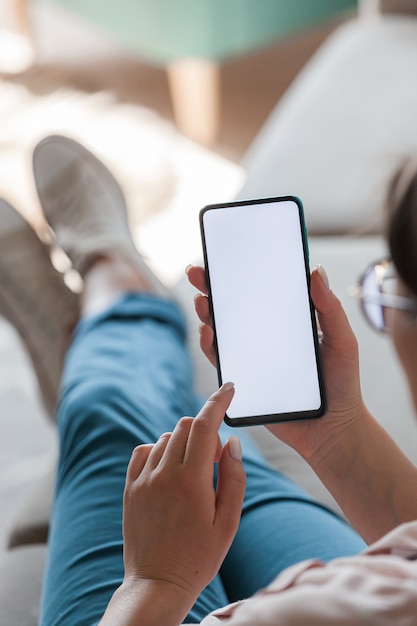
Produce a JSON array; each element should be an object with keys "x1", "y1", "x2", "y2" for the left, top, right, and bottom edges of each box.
[{"x1": 2, "y1": 1, "x2": 417, "y2": 623}]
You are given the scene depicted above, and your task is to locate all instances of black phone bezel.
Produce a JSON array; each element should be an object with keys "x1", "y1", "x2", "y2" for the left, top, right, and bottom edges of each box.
[{"x1": 199, "y1": 195, "x2": 326, "y2": 427}]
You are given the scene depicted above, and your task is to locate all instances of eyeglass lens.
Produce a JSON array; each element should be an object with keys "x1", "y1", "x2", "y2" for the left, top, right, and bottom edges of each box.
[
  {"x1": 360, "y1": 261, "x2": 397, "y2": 333},
  {"x1": 361, "y1": 269, "x2": 386, "y2": 331}
]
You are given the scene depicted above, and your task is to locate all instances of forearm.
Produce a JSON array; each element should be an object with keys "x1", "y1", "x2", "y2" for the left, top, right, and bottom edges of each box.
[
  {"x1": 99, "y1": 578, "x2": 193, "y2": 626},
  {"x1": 307, "y1": 406, "x2": 417, "y2": 544}
]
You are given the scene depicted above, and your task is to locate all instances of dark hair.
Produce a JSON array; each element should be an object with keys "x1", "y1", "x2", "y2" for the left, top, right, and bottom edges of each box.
[{"x1": 387, "y1": 158, "x2": 417, "y2": 297}]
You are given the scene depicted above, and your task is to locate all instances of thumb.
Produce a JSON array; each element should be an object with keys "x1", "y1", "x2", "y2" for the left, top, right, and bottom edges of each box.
[
  {"x1": 311, "y1": 266, "x2": 357, "y2": 353},
  {"x1": 215, "y1": 437, "x2": 246, "y2": 537}
]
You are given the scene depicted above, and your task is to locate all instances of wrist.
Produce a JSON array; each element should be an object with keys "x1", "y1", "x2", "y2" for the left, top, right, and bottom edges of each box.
[
  {"x1": 302, "y1": 403, "x2": 417, "y2": 543},
  {"x1": 100, "y1": 576, "x2": 195, "y2": 626}
]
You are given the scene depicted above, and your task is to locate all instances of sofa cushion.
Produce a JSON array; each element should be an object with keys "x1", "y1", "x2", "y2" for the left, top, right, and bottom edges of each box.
[
  {"x1": 0, "y1": 545, "x2": 46, "y2": 626},
  {"x1": 237, "y1": 16, "x2": 417, "y2": 235}
]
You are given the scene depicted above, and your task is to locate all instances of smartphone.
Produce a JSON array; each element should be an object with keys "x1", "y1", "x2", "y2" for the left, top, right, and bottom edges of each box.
[{"x1": 200, "y1": 195, "x2": 326, "y2": 427}]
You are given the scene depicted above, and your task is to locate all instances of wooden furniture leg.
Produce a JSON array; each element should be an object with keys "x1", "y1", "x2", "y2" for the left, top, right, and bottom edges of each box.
[
  {"x1": 167, "y1": 58, "x2": 220, "y2": 146},
  {"x1": 8, "y1": 0, "x2": 32, "y2": 39}
]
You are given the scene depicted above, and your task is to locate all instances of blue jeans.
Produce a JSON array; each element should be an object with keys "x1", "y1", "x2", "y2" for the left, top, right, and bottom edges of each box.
[{"x1": 39, "y1": 294, "x2": 365, "y2": 625}]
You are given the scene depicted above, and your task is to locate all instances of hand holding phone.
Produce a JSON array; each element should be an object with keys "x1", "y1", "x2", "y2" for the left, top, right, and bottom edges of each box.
[{"x1": 200, "y1": 196, "x2": 326, "y2": 426}]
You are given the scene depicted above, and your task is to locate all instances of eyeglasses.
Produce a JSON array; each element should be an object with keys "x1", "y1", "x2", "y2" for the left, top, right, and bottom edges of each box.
[{"x1": 350, "y1": 258, "x2": 417, "y2": 333}]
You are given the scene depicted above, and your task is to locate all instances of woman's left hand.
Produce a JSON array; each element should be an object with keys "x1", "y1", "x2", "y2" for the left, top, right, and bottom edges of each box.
[
  {"x1": 186, "y1": 264, "x2": 366, "y2": 464},
  {"x1": 122, "y1": 383, "x2": 246, "y2": 614}
]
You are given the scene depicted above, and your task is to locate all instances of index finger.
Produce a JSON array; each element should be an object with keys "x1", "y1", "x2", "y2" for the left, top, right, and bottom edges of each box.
[
  {"x1": 184, "y1": 383, "x2": 235, "y2": 469},
  {"x1": 186, "y1": 265, "x2": 208, "y2": 295}
]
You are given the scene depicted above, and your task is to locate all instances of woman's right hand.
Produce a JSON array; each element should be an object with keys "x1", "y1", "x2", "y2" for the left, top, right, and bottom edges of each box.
[
  {"x1": 100, "y1": 385, "x2": 246, "y2": 626},
  {"x1": 186, "y1": 264, "x2": 368, "y2": 464}
]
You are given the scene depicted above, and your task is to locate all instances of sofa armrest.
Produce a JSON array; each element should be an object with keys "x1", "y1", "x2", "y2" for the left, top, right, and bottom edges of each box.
[{"x1": 237, "y1": 15, "x2": 417, "y2": 235}]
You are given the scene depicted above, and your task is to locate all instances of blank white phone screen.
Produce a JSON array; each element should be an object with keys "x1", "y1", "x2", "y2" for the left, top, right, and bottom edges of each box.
[{"x1": 203, "y1": 200, "x2": 321, "y2": 419}]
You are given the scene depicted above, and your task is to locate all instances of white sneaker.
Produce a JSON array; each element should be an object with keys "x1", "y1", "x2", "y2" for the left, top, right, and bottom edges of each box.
[
  {"x1": 32, "y1": 135, "x2": 170, "y2": 299},
  {"x1": 0, "y1": 199, "x2": 79, "y2": 419}
]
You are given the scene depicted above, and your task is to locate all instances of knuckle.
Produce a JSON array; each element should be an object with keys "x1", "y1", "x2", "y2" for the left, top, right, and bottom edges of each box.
[
  {"x1": 131, "y1": 443, "x2": 147, "y2": 457},
  {"x1": 177, "y1": 416, "x2": 194, "y2": 429},
  {"x1": 192, "y1": 417, "x2": 211, "y2": 435},
  {"x1": 175, "y1": 417, "x2": 194, "y2": 438}
]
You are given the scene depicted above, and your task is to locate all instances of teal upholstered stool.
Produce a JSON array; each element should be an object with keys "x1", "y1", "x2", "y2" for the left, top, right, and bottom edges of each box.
[{"x1": 8, "y1": 0, "x2": 357, "y2": 142}]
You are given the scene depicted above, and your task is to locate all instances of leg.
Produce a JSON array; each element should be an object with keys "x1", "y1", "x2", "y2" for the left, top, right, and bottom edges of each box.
[
  {"x1": 40, "y1": 288, "x2": 221, "y2": 624},
  {"x1": 31, "y1": 137, "x2": 228, "y2": 624},
  {"x1": 167, "y1": 58, "x2": 220, "y2": 145},
  {"x1": 8, "y1": 0, "x2": 31, "y2": 38},
  {"x1": 1, "y1": 0, "x2": 34, "y2": 74}
]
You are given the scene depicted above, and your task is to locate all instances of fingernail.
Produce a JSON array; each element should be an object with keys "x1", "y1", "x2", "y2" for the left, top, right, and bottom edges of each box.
[
  {"x1": 219, "y1": 382, "x2": 235, "y2": 393},
  {"x1": 185, "y1": 264, "x2": 192, "y2": 275},
  {"x1": 317, "y1": 264, "x2": 330, "y2": 290},
  {"x1": 228, "y1": 436, "x2": 242, "y2": 461}
]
